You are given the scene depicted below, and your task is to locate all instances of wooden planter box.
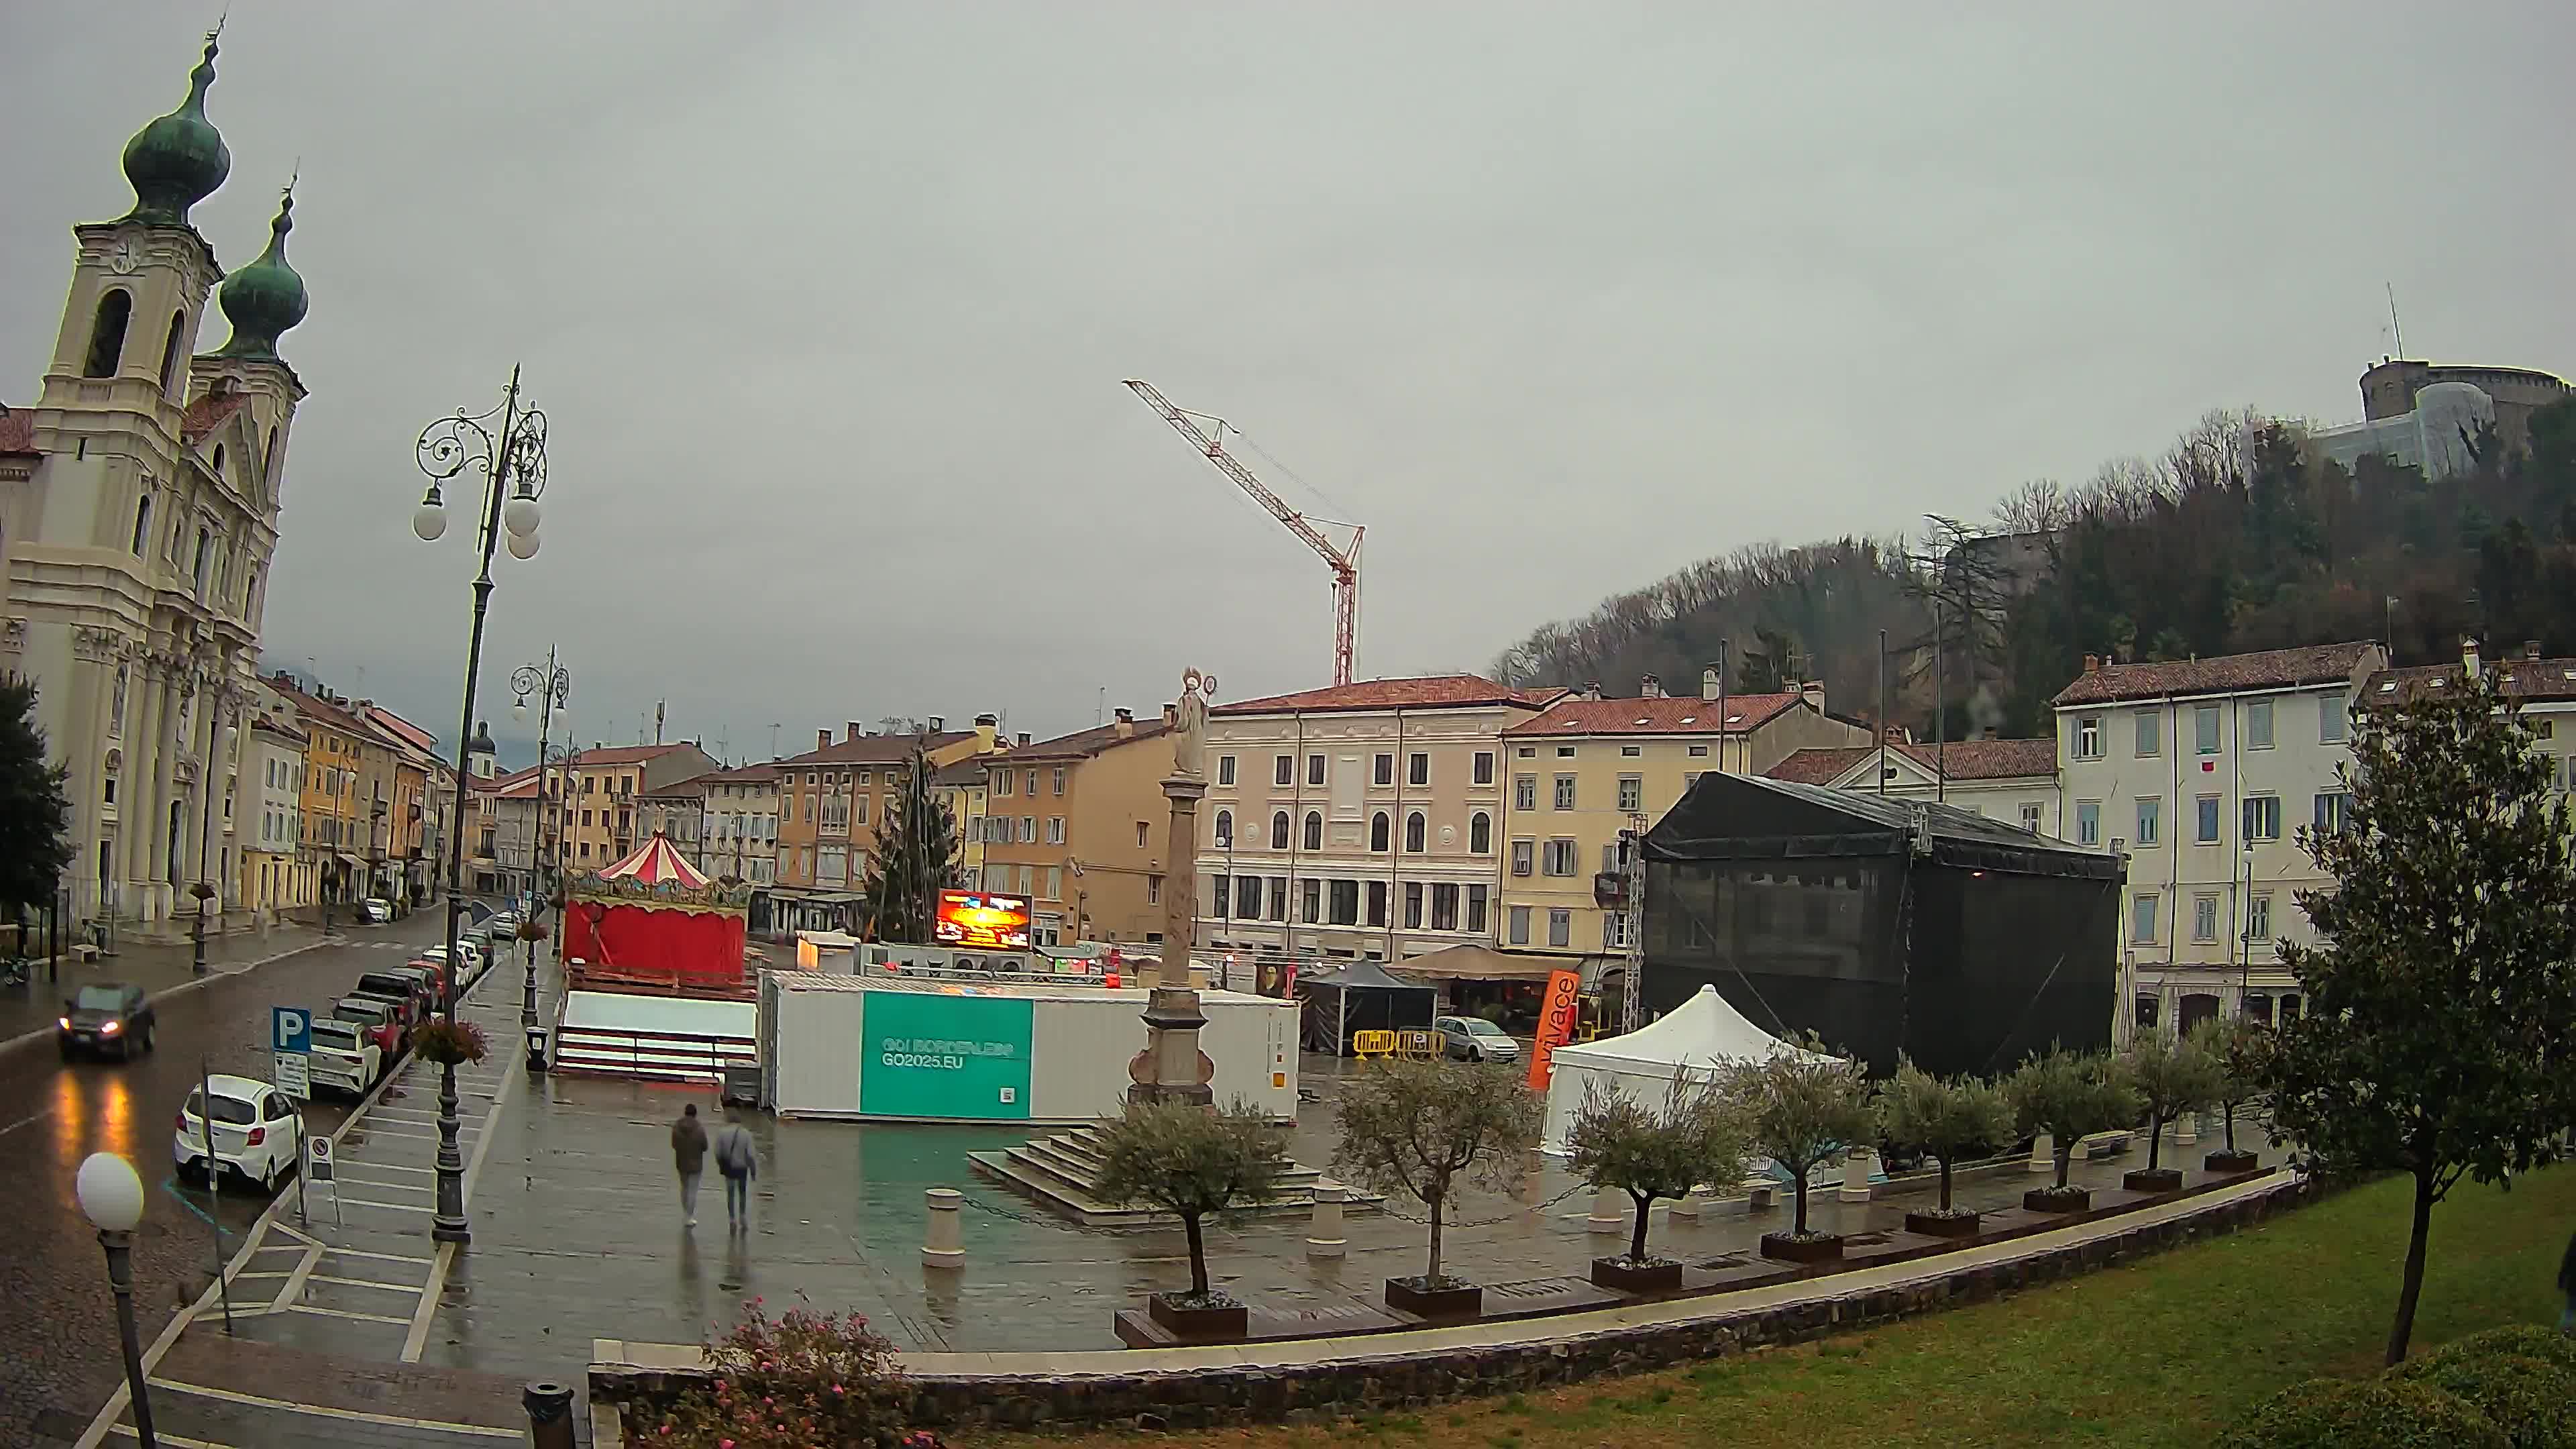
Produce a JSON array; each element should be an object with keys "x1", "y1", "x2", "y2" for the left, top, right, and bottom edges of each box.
[
  {"x1": 1384, "y1": 1277, "x2": 1482, "y2": 1318},
  {"x1": 1589, "y1": 1256, "x2": 1685, "y2": 1293},
  {"x1": 2204, "y1": 1149, "x2": 2261, "y2": 1174},
  {"x1": 1759, "y1": 1231, "x2": 1845, "y2": 1264},
  {"x1": 2122, "y1": 1167, "x2": 2184, "y2": 1193},
  {"x1": 1145, "y1": 1293, "x2": 1248, "y2": 1341},
  {"x1": 2023, "y1": 1187, "x2": 2092, "y2": 1214},
  {"x1": 1904, "y1": 1208, "x2": 1982, "y2": 1238}
]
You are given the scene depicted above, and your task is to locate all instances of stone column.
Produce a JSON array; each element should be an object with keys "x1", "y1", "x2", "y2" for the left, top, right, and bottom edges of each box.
[
  {"x1": 1305, "y1": 1180, "x2": 1348, "y2": 1258},
  {"x1": 1130, "y1": 669, "x2": 1217, "y2": 1110},
  {"x1": 2028, "y1": 1132, "x2": 2055, "y2": 1174},
  {"x1": 1838, "y1": 1147, "x2": 1873, "y2": 1203}
]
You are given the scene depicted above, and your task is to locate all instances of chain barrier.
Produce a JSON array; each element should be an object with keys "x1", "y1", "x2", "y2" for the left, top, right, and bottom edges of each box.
[
  {"x1": 953, "y1": 1192, "x2": 1085, "y2": 1232},
  {"x1": 1371, "y1": 1180, "x2": 1588, "y2": 1230}
]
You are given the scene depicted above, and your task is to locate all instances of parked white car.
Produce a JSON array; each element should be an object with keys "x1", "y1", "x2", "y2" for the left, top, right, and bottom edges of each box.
[
  {"x1": 360, "y1": 897, "x2": 394, "y2": 924},
  {"x1": 421, "y1": 939, "x2": 484, "y2": 977},
  {"x1": 174, "y1": 1074, "x2": 304, "y2": 1191},
  {"x1": 305, "y1": 1018, "x2": 382, "y2": 1095}
]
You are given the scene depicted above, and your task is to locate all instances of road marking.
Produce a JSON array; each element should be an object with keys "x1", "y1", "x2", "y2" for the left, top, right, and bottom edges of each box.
[
  {"x1": 270, "y1": 1244, "x2": 325, "y2": 1313},
  {"x1": 0, "y1": 1104, "x2": 58, "y2": 1137},
  {"x1": 399, "y1": 1240, "x2": 457, "y2": 1363},
  {"x1": 146, "y1": 1379, "x2": 520, "y2": 1438},
  {"x1": 308, "y1": 1273, "x2": 421, "y2": 1293},
  {"x1": 282, "y1": 1302, "x2": 413, "y2": 1325},
  {"x1": 110, "y1": 1425, "x2": 232, "y2": 1448},
  {"x1": 321, "y1": 1244, "x2": 433, "y2": 1265},
  {"x1": 336, "y1": 1196, "x2": 433, "y2": 1214}
]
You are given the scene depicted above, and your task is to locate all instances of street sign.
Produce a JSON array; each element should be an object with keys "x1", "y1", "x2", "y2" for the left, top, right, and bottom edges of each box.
[
  {"x1": 272, "y1": 1006, "x2": 311, "y2": 1055},
  {"x1": 273, "y1": 1051, "x2": 310, "y2": 1099},
  {"x1": 306, "y1": 1135, "x2": 333, "y2": 1182}
]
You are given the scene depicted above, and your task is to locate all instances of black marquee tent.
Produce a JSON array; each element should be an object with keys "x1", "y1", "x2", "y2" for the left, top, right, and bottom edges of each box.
[
  {"x1": 1642, "y1": 771, "x2": 2123, "y2": 1077},
  {"x1": 1297, "y1": 959, "x2": 1438, "y2": 1056}
]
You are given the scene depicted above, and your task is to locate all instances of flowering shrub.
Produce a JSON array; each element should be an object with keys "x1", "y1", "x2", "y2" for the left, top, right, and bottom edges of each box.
[
  {"x1": 410, "y1": 1018, "x2": 489, "y2": 1066},
  {"x1": 647, "y1": 1299, "x2": 909, "y2": 1448},
  {"x1": 515, "y1": 917, "x2": 549, "y2": 942}
]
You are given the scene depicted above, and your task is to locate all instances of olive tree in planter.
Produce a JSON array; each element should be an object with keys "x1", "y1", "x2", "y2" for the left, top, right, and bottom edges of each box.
[
  {"x1": 2006, "y1": 1047, "x2": 2139, "y2": 1213},
  {"x1": 1876, "y1": 1059, "x2": 2012, "y2": 1238},
  {"x1": 1333, "y1": 1057, "x2": 1542, "y2": 1318},
  {"x1": 1564, "y1": 1067, "x2": 1752, "y2": 1292},
  {"x1": 2190, "y1": 1016, "x2": 2271, "y2": 1173},
  {"x1": 1720, "y1": 1036, "x2": 1875, "y2": 1264},
  {"x1": 2121, "y1": 1026, "x2": 2223, "y2": 1191},
  {"x1": 1091, "y1": 1097, "x2": 1289, "y2": 1340}
]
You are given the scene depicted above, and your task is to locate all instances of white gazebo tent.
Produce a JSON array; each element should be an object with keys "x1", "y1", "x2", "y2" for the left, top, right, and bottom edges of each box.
[{"x1": 1539, "y1": 984, "x2": 1838, "y2": 1160}]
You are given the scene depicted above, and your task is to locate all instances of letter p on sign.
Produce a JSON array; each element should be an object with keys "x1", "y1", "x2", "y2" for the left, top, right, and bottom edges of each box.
[{"x1": 273, "y1": 1006, "x2": 311, "y2": 1055}]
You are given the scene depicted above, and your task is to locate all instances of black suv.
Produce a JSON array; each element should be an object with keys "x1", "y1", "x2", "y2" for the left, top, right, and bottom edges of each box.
[{"x1": 59, "y1": 982, "x2": 155, "y2": 1061}]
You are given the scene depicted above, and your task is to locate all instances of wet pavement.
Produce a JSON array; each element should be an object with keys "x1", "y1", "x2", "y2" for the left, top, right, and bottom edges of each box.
[{"x1": 0, "y1": 909, "x2": 470, "y2": 1449}]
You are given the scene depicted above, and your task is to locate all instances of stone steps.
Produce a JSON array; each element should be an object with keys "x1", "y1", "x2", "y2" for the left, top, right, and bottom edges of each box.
[{"x1": 967, "y1": 1128, "x2": 1379, "y2": 1228}]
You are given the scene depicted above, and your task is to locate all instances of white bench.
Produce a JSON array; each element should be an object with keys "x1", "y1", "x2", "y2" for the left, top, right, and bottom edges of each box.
[{"x1": 1742, "y1": 1177, "x2": 1778, "y2": 1210}]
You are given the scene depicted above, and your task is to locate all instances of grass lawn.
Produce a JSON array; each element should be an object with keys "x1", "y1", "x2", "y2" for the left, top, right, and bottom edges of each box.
[{"x1": 971, "y1": 1165, "x2": 2576, "y2": 1449}]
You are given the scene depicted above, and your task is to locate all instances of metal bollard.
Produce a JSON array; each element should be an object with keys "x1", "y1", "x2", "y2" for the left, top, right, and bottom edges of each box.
[
  {"x1": 1305, "y1": 1179, "x2": 1348, "y2": 1258},
  {"x1": 1838, "y1": 1147, "x2": 1873, "y2": 1203},
  {"x1": 1587, "y1": 1185, "x2": 1625, "y2": 1234},
  {"x1": 922, "y1": 1187, "x2": 965, "y2": 1269},
  {"x1": 2028, "y1": 1132, "x2": 2055, "y2": 1174},
  {"x1": 523, "y1": 1380, "x2": 574, "y2": 1449}
]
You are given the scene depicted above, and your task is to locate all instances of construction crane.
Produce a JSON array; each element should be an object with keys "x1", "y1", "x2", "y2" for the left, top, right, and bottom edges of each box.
[{"x1": 1125, "y1": 379, "x2": 1364, "y2": 687}]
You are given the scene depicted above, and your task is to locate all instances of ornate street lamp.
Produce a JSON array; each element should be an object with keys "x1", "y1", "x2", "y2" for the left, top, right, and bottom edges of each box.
[
  {"x1": 76, "y1": 1152, "x2": 156, "y2": 1448},
  {"x1": 410, "y1": 368, "x2": 548, "y2": 1245},
  {"x1": 511, "y1": 651, "x2": 570, "y2": 1034}
]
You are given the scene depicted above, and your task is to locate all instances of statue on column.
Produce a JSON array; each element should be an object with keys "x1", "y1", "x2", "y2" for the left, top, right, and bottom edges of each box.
[{"x1": 1171, "y1": 667, "x2": 1216, "y2": 780}]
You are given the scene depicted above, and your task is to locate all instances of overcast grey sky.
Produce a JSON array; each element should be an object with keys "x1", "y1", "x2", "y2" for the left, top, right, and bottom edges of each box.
[{"x1": 5, "y1": 3, "x2": 2571, "y2": 760}]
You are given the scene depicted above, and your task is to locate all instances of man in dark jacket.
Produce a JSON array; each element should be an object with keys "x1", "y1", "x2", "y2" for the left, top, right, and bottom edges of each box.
[{"x1": 671, "y1": 1103, "x2": 709, "y2": 1228}]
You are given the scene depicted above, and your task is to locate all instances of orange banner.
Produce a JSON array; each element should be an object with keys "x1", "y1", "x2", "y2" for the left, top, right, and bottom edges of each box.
[{"x1": 1525, "y1": 969, "x2": 1584, "y2": 1091}]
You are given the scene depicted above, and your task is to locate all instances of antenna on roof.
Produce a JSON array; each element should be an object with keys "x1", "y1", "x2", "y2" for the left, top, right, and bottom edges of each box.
[{"x1": 2386, "y1": 282, "x2": 2405, "y2": 358}]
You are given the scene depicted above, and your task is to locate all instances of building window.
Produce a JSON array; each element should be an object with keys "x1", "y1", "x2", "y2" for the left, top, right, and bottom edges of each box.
[
  {"x1": 1217, "y1": 755, "x2": 1236, "y2": 786},
  {"x1": 1214, "y1": 809, "x2": 1232, "y2": 847},
  {"x1": 2246, "y1": 892, "x2": 2273, "y2": 942},
  {"x1": 2242, "y1": 795, "x2": 2281, "y2": 842},
  {"x1": 1371, "y1": 812, "x2": 1390, "y2": 851},
  {"x1": 1408, "y1": 752, "x2": 1429, "y2": 786},
  {"x1": 2195, "y1": 704, "x2": 2221, "y2": 755},
  {"x1": 1366, "y1": 879, "x2": 1387, "y2": 926},
  {"x1": 1019, "y1": 816, "x2": 1036, "y2": 843},
  {"x1": 1542, "y1": 838, "x2": 1578, "y2": 875},
  {"x1": 1469, "y1": 811, "x2": 1491, "y2": 854},
  {"x1": 1404, "y1": 812, "x2": 1426, "y2": 853},
  {"x1": 2135, "y1": 710, "x2": 2161, "y2": 757},
  {"x1": 1511, "y1": 839, "x2": 1534, "y2": 877},
  {"x1": 1328, "y1": 879, "x2": 1359, "y2": 925},
  {"x1": 1271, "y1": 811, "x2": 1290, "y2": 849},
  {"x1": 2320, "y1": 696, "x2": 2349, "y2": 743},
  {"x1": 1303, "y1": 811, "x2": 1322, "y2": 851},
  {"x1": 2196, "y1": 795, "x2": 2221, "y2": 844},
  {"x1": 1517, "y1": 747, "x2": 1536, "y2": 759},
  {"x1": 1046, "y1": 816, "x2": 1065, "y2": 845},
  {"x1": 2245, "y1": 700, "x2": 2275, "y2": 750},
  {"x1": 1508, "y1": 904, "x2": 1532, "y2": 945},
  {"x1": 1556, "y1": 745, "x2": 1575, "y2": 759},
  {"x1": 2019, "y1": 802, "x2": 2043, "y2": 833},
  {"x1": 1603, "y1": 912, "x2": 1629, "y2": 949},
  {"x1": 2076, "y1": 800, "x2": 2100, "y2": 847},
  {"x1": 1553, "y1": 774, "x2": 1576, "y2": 810},
  {"x1": 1275, "y1": 754, "x2": 1294, "y2": 786},
  {"x1": 1052, "y1": 767, "x2": 1066, "y2": 795},
  {"x1": 2131, "y1": 892, "x2": 2158, "y2": 945},
  {"x1": 1431, "y1": 883, "x2": 1459, "y2": 930},
  {"x1": 129, "y1": 494, "x2": 152, "y2": 555},
  {"x1": 1688, "y1": 743, "x2": 1710, "y2": 759},
  {"x1": 1547, "y1": 909, "x2": 1571, "y2": 948},
  {"x1": 2074, "y1": 715, "x2": 2102, "y2": 760},
  {"x1": 2314, "y1": 791, "x2": 2349, "y2": 834},
  {"x1": 1617, "y1": 775, "x2": 1642, "y2": 812},
  {"x1": 1046, "y1": 867, "x2": 1062, "y2": 901},
  {"x1": 1472, "y1": 751, "x2": 1494, "y2": 786},
  {"x1": 995, "y1": 770, "x2": 1014, "y2": 797},
  {"x1": 1148, "y1": 875, "x2": 1161, "y2": 906},
  {"x1": 84, "y1": 288, "x2": 132, "y2": 378},
  {"x1": 1306, "y1": 754, "x2": 1326, "y2": 786},
  {"x1": 1023, "y1": 769, "x2": 1038, "y2": 797},
  {"x1": 2135, "y1": 796, "x2": 2161, "y2": 847},
  {"x1": 1373, "y1": 753, "x2": 1394, "y2": 786},
  {"x1": 1268, "y1": 876, "x2": 1288, "y2": 921},
  {"x1": 1237, "y1": 875, "x2": 1262, "y2": 918},
  {"x1": 1514, "y1": 775, "x2": 1537, "y2": 811},
  {"x1": 2192, "y1": 894, "x2": 2220, "y2": 943}
]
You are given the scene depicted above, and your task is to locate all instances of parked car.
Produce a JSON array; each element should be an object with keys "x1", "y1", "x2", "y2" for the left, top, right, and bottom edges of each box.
[
  {"x1": 343, "y1": 985, "x2": 419, "y2": 1048},
  {"x1": 58, "y1": 981, "x2": 155, "y2": 1061},
  {"x1": 1434, "y1": 1015, "x2": 1523, "y2": 1064},
  {"x1": 174, "y1": 1074, "x2": 303, "y2": 1190},
  {"x1": 332, "y1": 997, "x2": 404, "y2": 1059},
  {"x1": 305, "y1": 1017, "x2": 382, "y2": 1095},
  {"x1": 354, "y1": 971, "x2": 435, "y2": 1024},
  {"x1": 360, "y1": 897, "x2": 394, "y2": 924},
  {"x1": 419, "y1": 940, "x2": 484, "y2": 979},
  {"x1": 402, "y1": 955, "x2": 451, "y2": 996}
]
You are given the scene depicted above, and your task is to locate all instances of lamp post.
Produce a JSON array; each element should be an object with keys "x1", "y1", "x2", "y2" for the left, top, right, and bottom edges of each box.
[
  {"x1": 411, "y1": 367, "x2": 549, "y2": 1244},
  {"x1": 512, "y1": 652, "x2": 570, "y2": 1034},
  {"x1": 76, "y1": 1152, "x2": 157, "y2": 1448}
]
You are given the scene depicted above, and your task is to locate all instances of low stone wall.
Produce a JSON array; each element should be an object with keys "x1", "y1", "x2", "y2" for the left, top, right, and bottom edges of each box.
[{"x1": 595, "y1": 1175, "x2": 2314, "y2": 1435}]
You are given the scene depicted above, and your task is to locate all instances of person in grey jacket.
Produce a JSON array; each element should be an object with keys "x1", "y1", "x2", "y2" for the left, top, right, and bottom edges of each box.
[
  {"x1": 714, "y1": 1112, "x2": 759, "y2": 1232},
  {"x1": 671, "y1": 1104, "x2": 709, "y2": 1228}
]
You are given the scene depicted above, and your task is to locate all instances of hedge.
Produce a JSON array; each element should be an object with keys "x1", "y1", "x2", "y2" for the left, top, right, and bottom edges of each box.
[{"x1": 2214, "y1": 1376, "x2": 2510, "y2": 1449}]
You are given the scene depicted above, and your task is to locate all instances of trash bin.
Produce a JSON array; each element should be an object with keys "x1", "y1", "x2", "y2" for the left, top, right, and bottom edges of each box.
[{"x1": 720, "y1": 1062, "x2": 761, "y2": 1109}]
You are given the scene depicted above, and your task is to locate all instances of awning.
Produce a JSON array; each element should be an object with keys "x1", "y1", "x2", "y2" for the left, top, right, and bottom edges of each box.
[
  {"x1": 333, "y1": 853, "x2": 362, "y2": 869},
  {"x1": 1387, "y1": 944, "x2": 1574, "y2": 982}
]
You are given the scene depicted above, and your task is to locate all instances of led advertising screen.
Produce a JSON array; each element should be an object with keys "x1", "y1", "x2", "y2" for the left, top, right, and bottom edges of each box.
[{"x1": 935, "y1": 890, "x2": 1032, "y2": 950}]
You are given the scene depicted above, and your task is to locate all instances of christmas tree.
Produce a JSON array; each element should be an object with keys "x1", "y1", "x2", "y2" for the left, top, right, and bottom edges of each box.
[{"x1": 862, "y1": 743, "x2": 959, "y2": 943}]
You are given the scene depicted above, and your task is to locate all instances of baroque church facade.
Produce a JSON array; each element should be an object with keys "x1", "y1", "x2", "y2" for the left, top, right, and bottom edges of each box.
[{"x1": 0, "y1": 33, "x2": 311, "y2": 927}]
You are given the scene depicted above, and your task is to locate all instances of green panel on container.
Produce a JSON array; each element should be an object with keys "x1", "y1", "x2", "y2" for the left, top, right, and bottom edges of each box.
[{"x1": 860, "y1": 991, "x2": 1035, "y2": 1120}]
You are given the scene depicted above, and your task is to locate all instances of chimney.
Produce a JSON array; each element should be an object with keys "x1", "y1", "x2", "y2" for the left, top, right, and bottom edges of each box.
[
  {"x1": 1016, "y1": 731, "x2": 1031, "y2": 747},
  {"x1": 2462, "y1": 635, "x2": 2481, "y2": 678},
  {"x1": 847, "y1": 720, "x2": 864, "y2": 742},
  {"x1": 1162, "y1": 702, "x2": 1178, "y2": 730},
  {"x1": 2526, "y1": 640, "x2": 2542, "y2": 661},
  {"x1": 2083, "y1": 653, "x2": 2100, "y2": 674},
  {"x1": 973, "y1": 713, "x2": 998, "y2": 750},
  {"x1": 817, "y1": 729, "x2": 831, "y2": 752},
  {"x1": 1641, "y1": 674, "x2": 1663, "y2": 698},
  {"x1": 1114, "y1": 707, "x2": 1134, "y2": 739},
  {"x1": 928, "y1": 715, "x2": 945, "y2": 733},
  {"x1": 1801, "y1": 678, "x2": 1827, "y2": 713},
  {"x1": 1702, "y1": 667, "x2": 1721, "y2": 702},
  {"x1": 1583, "y1": 680, "x2": 1603, "y2": 702}
]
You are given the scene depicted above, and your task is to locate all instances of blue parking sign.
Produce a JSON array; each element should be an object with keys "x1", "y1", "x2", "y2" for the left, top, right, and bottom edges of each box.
[{"x1": 272, "y1": 1006, "x2": 311, "y2": 1055}]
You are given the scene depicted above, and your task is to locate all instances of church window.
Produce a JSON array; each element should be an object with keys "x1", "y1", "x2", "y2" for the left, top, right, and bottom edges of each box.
[
  {"x1": 157, "y1": 311, "x2": 186, "y2": 394},
  {"x1": 84, "y1": 290, "x2": 132, "y2": 378},
  {"x1": 211, "y1": 444, "x2": 225, "y2": 480},
  {"x1": 193, "y1": 527, "x2": 213, "y2": 595},
  {"x1": 129, "y1": 494, "x2": 152, "y2": 555}
]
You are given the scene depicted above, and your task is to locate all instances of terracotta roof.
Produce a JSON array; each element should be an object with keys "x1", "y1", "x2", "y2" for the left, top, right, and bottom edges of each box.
[
  {"x1": 570, "y1": 742, "x2": 699, "y2": 767},
  {"x1": 1009, "y1": 718, "x2": 1171, "y2": 761},
  {"x1": 773, "y1": 731, "x2": 973, "y2": 768},
  {"x1": 248, "y1": 715, "x2": 307, "y2": 745},
  {"x1": 1766, "y1": 737, "x2": 2059, "y2": 787},
  {"x1": 930, "y1": 759, "x2": 991, "y2": 787},
  {"x1": 1502, "y1": 693, "x2": 1805, "y2": 737},
  {"x1": 694, "y1": 761, "x2": 782, "y2": 784},
  {"x1": 472, "y1": 765, "x2": 541, "y2": 800},
  {"x1": 266, "y1": 678, "x2": 370, "y2": 737},
  {"x1": 2367, "y1": 657, "x2": 2576, "y2": 706},
  {"x1": 0, "y1": 406, "x2": 35, "y2": 457},
  {"x1": 639, "y1": 774, "x2": 712, "y2": 800},
  {"x1": 1213, "y1": 675, "x2": 1566, "y2": 717},
  {"x1": 180, "y1": 390, "x2": 250, "y2": 445},
  {"x1": 2050, "y1": 643, "x2": 2379, "y2": 707}
]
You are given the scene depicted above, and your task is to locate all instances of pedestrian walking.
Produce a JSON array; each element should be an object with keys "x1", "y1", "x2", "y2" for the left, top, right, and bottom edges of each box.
[
  {"x1": 2559, "y1": 1226, "x2": 2576, "y2": 1332},
  {"x1": 714, "y1": 1112, "x2": 759, "y2": 1231},
  {"x1": 671, "y1": 1103, "x2": 709, "y2": 1228}
]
